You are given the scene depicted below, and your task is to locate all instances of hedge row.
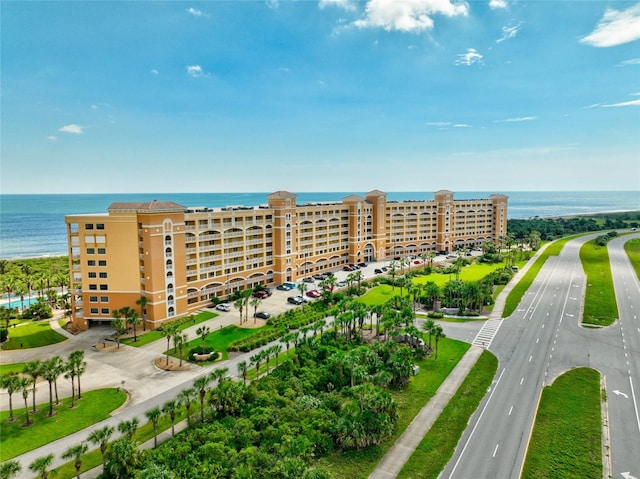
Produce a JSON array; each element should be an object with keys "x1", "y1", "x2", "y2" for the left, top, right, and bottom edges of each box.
[{"x1": 228, "y1": 328, "x2": 287, "y2": 352}]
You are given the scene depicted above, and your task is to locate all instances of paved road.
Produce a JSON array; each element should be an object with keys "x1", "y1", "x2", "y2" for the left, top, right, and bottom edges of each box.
[{"x1": 441, "y1": 232, "x2": 640, "y2": 479}]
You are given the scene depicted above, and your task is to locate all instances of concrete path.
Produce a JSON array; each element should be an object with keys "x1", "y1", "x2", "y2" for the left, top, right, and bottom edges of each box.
[{"x1": 369, "y1": 346, "x2": 483, "y2": 479}]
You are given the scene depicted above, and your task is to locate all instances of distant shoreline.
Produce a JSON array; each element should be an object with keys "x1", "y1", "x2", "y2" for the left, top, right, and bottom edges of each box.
[{"x1": 3, "y1": 209, "x2": 638, "y2": 262}]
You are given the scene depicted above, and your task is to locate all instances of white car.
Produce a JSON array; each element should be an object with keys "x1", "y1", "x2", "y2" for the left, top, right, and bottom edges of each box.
[{"x1": 215, "y1": 303, "x2": 231, "y2": 312}]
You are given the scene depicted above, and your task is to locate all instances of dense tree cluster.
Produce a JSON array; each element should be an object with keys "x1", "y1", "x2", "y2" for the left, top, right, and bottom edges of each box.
[{"x1": 102, "y1": 333, "x2": 412, "y2": 479}]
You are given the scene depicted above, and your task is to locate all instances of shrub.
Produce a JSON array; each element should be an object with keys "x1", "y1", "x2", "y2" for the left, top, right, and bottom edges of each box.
[
  {"x1": 427, "y1": 312, "x2": 444, "y2": 319},
  {"x1": 188, "y1": 347, "x2": 219, "y2": 361},
  {"x1": 0, "y1": 328, "x2": 7, "y2": 342}
]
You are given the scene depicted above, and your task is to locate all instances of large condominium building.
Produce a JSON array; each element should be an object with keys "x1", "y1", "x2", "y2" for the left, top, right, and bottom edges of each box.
[{"x1": 65, "y1": 189, "x2": 507, "y2": 331}]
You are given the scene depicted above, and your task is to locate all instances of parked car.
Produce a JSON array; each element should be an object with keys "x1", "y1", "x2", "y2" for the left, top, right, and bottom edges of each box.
[
  {"x1": 374, "y1": 268, "x2": 383, "y2": 274},
  {"x1": 306, "y1": 290, "x2": 321, "y2": 298},
  {"x1": 253, "y1": 290, "x2": 269, "y2": 299},
  {"x1": 358, "y1": 262, "x2": 367, "y2": 268},
  {"x1": 287, "y1": 296, "x2": 303, "y2": 305},
  {"x1": 303, "y1": 277, "x2": 315, "y2": 283},
  {"x1": 413, "y1": 260, "x2": 422, "y2": 265},
  {"x1": 336, "y1": 281, "x2": 347, "y2": 288},
  {"x1": 343, "y1": 265, "x2": 354, "y2": 271},
  {"x1": 277, "y1": 284, "x2": 291, "y2": 291},
  {"x1": 215, "y1": 303, "x2": 231, "y2": 312},
  {"x1": 446, "y1": 254, "x2": 457, "y2": 259},
  {"x1": 381, "y1": 266, "x2": 388, "y2": 272},
  {"x1": 254, "y1": 311, "x2": 271, "y2": 320}
]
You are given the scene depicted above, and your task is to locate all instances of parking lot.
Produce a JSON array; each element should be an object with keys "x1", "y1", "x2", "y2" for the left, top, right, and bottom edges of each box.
[{"x1": 212, "y1": 253, "x2": 470, "y2": 320}]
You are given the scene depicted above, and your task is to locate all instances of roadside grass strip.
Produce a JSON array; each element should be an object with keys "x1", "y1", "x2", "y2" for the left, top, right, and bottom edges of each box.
[
  {"x1": 0, "y1": 363, "x2": 26, "y2": 376},
  {"x1": 580, "y1": 240, "x2": 619, "y2": 326},
  {"x1": 503, "y1": 236, "x2": 582, "y2": 318},
  {"x1": 396, "y1": 350, "x2": 498, "y2": 479},
  {"x1": 624, "y1": 238, "x2": 640, "y2": 279},
  {"x1": 1, "y1": 320, "x2": 67, "y2": 350},
  {"x1": 521, "y1": 367, "x2": 602, "y2": 479},
  {"x1": 318, "y1": 338, "x2": 470, "y2": 479},
  {"x1": 123, "y1": 311, "x2": 216, "y2": 347},
  {"x1": 0, "y1": 389, "x2": 127, "y2": 461}
]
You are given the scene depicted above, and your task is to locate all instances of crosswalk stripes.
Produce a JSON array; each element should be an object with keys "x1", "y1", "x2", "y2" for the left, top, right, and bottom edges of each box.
[{"x1": 472, "y1": 318, "x2": 503, "y2": 349}]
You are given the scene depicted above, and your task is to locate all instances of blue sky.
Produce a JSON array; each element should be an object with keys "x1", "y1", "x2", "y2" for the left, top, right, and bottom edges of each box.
[{"x1": 1, "y1": 0, "x2": 639, "y2": 194}]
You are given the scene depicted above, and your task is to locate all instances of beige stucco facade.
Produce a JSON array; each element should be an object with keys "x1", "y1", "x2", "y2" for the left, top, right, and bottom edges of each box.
[{"x1": 65, "y1": 190, "x2": 507, "y2": 331}]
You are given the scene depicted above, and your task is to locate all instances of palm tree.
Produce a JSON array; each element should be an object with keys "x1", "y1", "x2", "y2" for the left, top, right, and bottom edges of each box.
[
  {"x1": 61, "y1": 442, "x2": 88, "y2": 479},
  {"x1": 237, "y1": 360, "x2": 248, "y2": 385},
  {"x1": 23, "y1": 360, "x2": 42, "y2": 413},
  {"x1": 112, "y1": 318, "x2": 125, "y2": 349},
  {"x1": 163, "y1": 322, "x2": 178, "y2": 366},
  {"x1": 422, "y1": 319, "x2": 436, "y2": 350},
  {"x1": 41, "y1": 356, "x2": 63, "y2": 417},
  {"x1": 210, "y1": 367, "x2": 229, "y2": 386},
  {"x1": 162, "y1": 399, "x2": 178, "y2": 436},
  {"x1": 193, "y1": 375, "x2": 211, "y2": 423},
  {"x1": 28, "y1": 454, "x2": 54, "y2": 479},
  {"x1": 388, "y1": 261, "x2": 398, "y2": 290},
  {"x1": 250, "y1": 352, "x2": 263, "y2": 377},
  {"x1": 145, "y1": 406, "x2": 162, "y2": 448},
  {"x1": 177, "y1": 387, "x2": 196, "y2": 422},
  {"x1": 126, "y1": 310, "x2": 141, "y2": 342},
  {"x1": 271, "y1": 344, "x2": 283, "y2": 366},
  {"x1": 234, "y1": 298, "x2": 245, "y2": 323},
  {"x1": 250, "y1": 297, "x2": 261, "y2": 323},
  {"x1": 0, "y1": 374, "x2": 21, "y2": 422},
  {"x1": 196, "y1": 326, "x2": 210, "y2": 355},
  {"x1": 296, "y1": 282, "x2": 308, "y2": 300},
  {"x1": 173, "y1": 332, "x2": 187, "y2": 367},
  {"x1": 117, "y1": 417, "x2": 139, "y2": 440},
  {"x1": 19, "y1": 376, "x2": 31, "y2": 426},
  {"x1": 135, "y1": 295, "x2": 148, "y2": 331},
  {"x1": 20, "y1": 264, "x2": 34, "y2": 307},
  {"x1": 68, "y1": 350, "x2": 87, "y2": 400},
  {"x1": 0, "y1": 459, "x2": 21, "y2": 479},
  {"x1": 87, "y1": 424, "x2": 114, "y2": 468},
  {"x1": 433, "y1": 324, "x2": 445, "y2": 359}
]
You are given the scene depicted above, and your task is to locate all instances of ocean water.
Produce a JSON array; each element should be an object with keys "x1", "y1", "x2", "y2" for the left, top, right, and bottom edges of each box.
[{"x1": 1, "y1": 191, "x2": 638, "y2": 260}]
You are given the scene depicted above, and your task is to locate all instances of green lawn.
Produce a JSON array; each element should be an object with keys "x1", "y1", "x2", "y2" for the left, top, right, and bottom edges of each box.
[
  {"x1": 0, "y1": 388, "x2": 127, "y2": 461},
  {"x1": 624, "y1": 238, "x2": 640, "y2": 279},
  {"x1": 522, "y1": 367, "x2": 602, "y2": 479},
  {"x1": 1, "y1": 320, "x2": 67, "y2": 350},
  {"x1": 122, "y1": 311, "x2": 216, "y2": 347},
  {"x1": 318, "y1": 337, "x2": 470, "y2": 479},
  {"x1": 0, "y1": 363, "x2": 26, "y2": 376},
  {"x1": 168, "y1": 323, "x2": 273, "y2": 361},
  {"x1": 398, "y1": 350, "x2": 498, "y2": 478},
  {"x1": 581, "y1": 240, "x2": 619, "y2": 326}
]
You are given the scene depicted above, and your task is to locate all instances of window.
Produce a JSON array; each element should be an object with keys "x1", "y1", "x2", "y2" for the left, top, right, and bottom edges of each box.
[
  {"x1": 86, "y1": 248, "x2": 95, "y2": 255},
  {"x1": 88, "y1": 272, "x2": 97, "y2": 279},
  {"x1": 98, "y1": 248, "x2": 106, "y2": 254},
  {"x1": 89, "y1": 296, "x2": 98, "y2": 303},
  {"x1": 96, "y1": 224, "x2": 105, "y2": 230},
  {"x1": 99, "y1": 272, "x2": 107, "y2": 279},
  {"x1": 101, "y1": 308, "x2": 109, "y2": 315},
  {"x1": 99, "y1": 284, "x2": 108, "y2": 291},
  {"x1": 100, "y1": 296, "x2": 109, "y2": 302},
  {"x1": 85, "y1": 224, "x2": 94, "y2": 230},
  {"x1": 96, "y1": 235, "x2": 106, "y2": 244},
  {"x1": 90, "y1": 308, "x2": 99, "y2": 314},
  {"x1": 87, "y1": 260, "x2": 95, "y2": 266},
  {"x1": 89, "y1": 284, "x2": 97, "y2": 291},
  {"x1": 98, "y1": 260, "x2": 107, "y2": 267}
]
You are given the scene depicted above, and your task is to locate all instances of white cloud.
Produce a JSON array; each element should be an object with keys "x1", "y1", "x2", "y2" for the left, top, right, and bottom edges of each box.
[
  {"x1": 453, "y1": 123, "x2": 470, "y2": 128},
  {"x1": 352, "y1": 0, "x2": 469, "y2": 33},
  {"x1": 580, "y1": 3, "x2": 640, "y2": 47},
  {"x1": 150, "y1": 69, "x2": 159, "y2": 75},
  {"x1": 319, "y1": 0, "x2": 357, "y2": 11},
  {"x1": 58, "y1": 124, "x2": 85, "y2": 134},
  {"x1": 186, "y1": 65, "x2": 208, "y2": 78},
  {"x1": 187, "y1": 7, "x2": 203, "y2": 17},
  {"x1": 265, "y1": 0, "x2": 279, "y2": 9},
  {"x1": 617, "y1": 58, "x2": 640, "y2": 67},
  {"x1": 601, "y1": 99, "x2": 640, "y2": 107},
  {"x1": 455, "y1": 48, "x2": 483, "y2": 66},
  {"x1": 47, "y1": 135, "x2": 57, "y2": 141},
  {"x1": 497, "y1": 22, "x2": 522, "y2": 43},
  {"x1": 489, "y1": 0, "x2": 507, "y2": 9},
  {"x1": 496, "y1": 116, "x2": 538, "y2": 122},
  {"x1": 426, "y1": 121, "x2": 452, "y2": 126}
]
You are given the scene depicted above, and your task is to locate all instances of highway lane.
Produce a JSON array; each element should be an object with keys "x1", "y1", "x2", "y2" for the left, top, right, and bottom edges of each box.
[{"x1": 442, "y1": 236, "x2": 590, "y2": 479}]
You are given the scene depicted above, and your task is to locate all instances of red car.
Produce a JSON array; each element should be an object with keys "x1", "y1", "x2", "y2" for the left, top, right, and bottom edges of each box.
[
  {"x1": 252, "y1": 290, "x2": 269, "y2": 299},
  {"x1": 306, "y1": 290, "x2": 321, "y2": 298}
]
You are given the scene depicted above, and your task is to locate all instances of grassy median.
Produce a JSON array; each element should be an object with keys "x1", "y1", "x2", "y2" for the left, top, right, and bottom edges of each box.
[
  {"x1": 581, "y1": 239, "x2": 618, "y2": 326},
  {"x1": 521, "y1": 367, "x2": 602, "y2": 479}
]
